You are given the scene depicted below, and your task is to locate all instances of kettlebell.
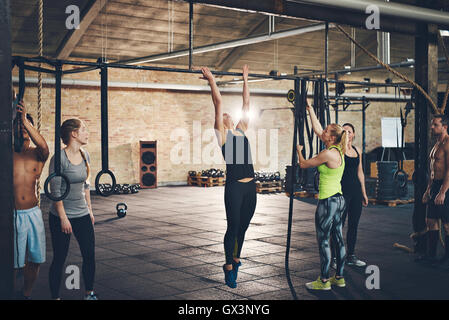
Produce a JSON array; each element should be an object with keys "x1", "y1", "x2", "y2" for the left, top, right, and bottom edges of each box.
[{"x1": 116, "y1": 203, "x2": 127, "y2": 218}]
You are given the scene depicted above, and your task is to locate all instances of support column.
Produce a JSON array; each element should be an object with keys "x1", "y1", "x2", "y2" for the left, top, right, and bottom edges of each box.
[
  {"x1": 413, "y1": 20, "x2": 438, "y2": 254},
  {"x1": 0, "y1": 0, "x2": 14, "y2": 299}
]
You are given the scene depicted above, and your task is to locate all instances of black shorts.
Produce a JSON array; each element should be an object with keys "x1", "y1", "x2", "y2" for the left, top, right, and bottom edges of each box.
[{"x1": 427, "y1": 180, "x2": 449, "y2": 223}]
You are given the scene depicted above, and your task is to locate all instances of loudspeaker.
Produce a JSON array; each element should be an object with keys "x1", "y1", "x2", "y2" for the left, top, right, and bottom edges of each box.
[{"x1": 140, "y1": 141, "x2": 157, "y2": 189}]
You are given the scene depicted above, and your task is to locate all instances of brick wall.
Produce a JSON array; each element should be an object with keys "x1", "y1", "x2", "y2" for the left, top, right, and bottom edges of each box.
[{"x1": 14, "y1": 62, "x2": 417, "y2": 187}]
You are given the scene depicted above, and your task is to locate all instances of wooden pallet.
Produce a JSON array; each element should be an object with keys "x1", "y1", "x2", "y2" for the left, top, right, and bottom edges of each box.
[
  {"x1": 255, "y1": 180, "x2": 283, "y2": 188},
  {"x1": 285, "y1": 191, "x2": 319, "y2": 199},
  {"x1": 187, "y1": 175, "x2": 225, "y2": 187},
  {"x1": 368, "y1": 198, "x2": 414, "y2": 207},
  {"x1": 257, "y1": 186, "x2": 283, "y2": 194}
]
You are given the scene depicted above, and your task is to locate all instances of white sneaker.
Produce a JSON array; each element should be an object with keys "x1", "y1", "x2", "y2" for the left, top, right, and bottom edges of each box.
[
  {"x1": 346, "y1": 255, "x2": 366, "y2": 267},
  {"x1": 84, "y1": 292, "x2": 99, "y2": 300}
]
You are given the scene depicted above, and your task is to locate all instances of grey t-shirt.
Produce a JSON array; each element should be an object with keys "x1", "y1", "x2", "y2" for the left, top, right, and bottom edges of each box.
[{"x1": 49, "y1": 149, "x2": 91, "y2": 219}]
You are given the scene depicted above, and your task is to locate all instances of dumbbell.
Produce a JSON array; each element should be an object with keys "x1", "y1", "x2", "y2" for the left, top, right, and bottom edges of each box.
[
  {"x1": 101, "y1": 183, "x2": 112, "y2": 194},
  {"x1": 114, "y1": 184, "x2": 122, "y2": 194},
  {"x1": 189, "y1": 171, "x2": 197, "y2": 177},
  {"x1": 130, "y1": 184, "x2": 139, "y2": 194},
  {"x1": 122, "y1": 184, "x2": 130, "y2": 194},
  {"x1": 274, "y1": 172, "x2": 281, "y2": 181}
]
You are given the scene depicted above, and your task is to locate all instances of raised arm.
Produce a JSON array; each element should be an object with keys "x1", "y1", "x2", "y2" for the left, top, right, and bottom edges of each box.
[
  {"x1": 306, "y1": 102, "x2": 324, "y2": 140},
  {"x1": 237, "y1": 64, "x2": 250, "y2": 132},
  {"x1": 200, "y1": 67, "x2": 225, "y2": 145},
  {"x1": 18, "y1": 102, "x2": 49, "y2": 162}
]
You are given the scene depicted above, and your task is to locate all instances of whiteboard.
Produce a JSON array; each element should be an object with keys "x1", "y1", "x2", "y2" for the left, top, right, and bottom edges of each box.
[{"x1": 381, "y1": 117, "x2": 402, "y2": 148}]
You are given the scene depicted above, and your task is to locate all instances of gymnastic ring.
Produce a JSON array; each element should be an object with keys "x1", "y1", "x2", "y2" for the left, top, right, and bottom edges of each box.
[
  {"x1": 95, "y1": 169, "x2": 117, "y2": 197},
  {"x1": 44, "y1": 172, "x2": 71, "y2": 201},
  {"x1": 287, "y1": 89, "x2": 295, "y2": 103},
  {"x1": 394, "y1": 169, "x2": 408, "y2": 189}
]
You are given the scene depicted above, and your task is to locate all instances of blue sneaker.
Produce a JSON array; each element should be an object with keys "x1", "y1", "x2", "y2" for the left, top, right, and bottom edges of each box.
[
  {"x1": 223, "y1": 265, "x2": 237, "y2": 288},
  {"x1": 232, "y1": 260, "x2": 242, "y2": 280}
]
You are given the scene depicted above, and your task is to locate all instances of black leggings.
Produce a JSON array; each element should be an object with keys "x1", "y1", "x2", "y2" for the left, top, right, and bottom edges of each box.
[
  {"x1": 341, "y1": 190, "x2": 363, "y2": 255},
  {"x1": 224, "y1": 180, "x2": 257, "y2": 265},
  {"x1": 315, "y1": 194, "x2": 346, "y2": 279},
  {"x1": 49, "y1": 214, "x2": 95, "y2": 299}
]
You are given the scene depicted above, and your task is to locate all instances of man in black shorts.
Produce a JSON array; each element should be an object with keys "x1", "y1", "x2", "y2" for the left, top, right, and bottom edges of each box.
[{"x1": 422, "y1": 115, "x2": 449, "y2": 265}]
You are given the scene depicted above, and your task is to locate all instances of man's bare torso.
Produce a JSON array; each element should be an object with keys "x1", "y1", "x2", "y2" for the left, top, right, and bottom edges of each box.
[
  {"x1": 430, "y1": 136, "x2": 449, "y2": 181},
  {"x1": 13, "y1": 147, "x2": 45, "y2": 210}
]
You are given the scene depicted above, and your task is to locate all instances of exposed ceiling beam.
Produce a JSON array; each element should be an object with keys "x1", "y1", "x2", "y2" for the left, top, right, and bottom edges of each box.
[
  {"x1": 56, "y1": 0, "x2": 108, "y2": 59},
  {"x1": 185, "y1": 0, "x2": 449, "y2": 35},
  {"x1": 12, "y1": 6, "x2": 38, "y2": 47},
  {"x1": 216, "y1": 16, "x2": 268, "y2": 71},
  {"x1": 120, "y1": 22, "x2": 332, "y2": 65}
]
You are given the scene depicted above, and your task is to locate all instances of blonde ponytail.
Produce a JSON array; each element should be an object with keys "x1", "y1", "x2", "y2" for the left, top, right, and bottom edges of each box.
[
  {"x1": 328, "y1": 123, "x2": 347, "y2": 154},
  {"x1": 338, "y1": 130, "x2": 347, "y2": 155}
]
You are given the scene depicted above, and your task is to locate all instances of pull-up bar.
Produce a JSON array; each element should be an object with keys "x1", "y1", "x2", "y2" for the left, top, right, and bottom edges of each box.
[{"x1": 13, "y1": 56, "x2": 416, "y2": 90}]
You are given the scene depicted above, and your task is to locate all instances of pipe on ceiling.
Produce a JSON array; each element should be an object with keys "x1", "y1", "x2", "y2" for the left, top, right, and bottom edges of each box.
[
  {"x1": 11, "y1": 76, "x2": 410, "y2": 101},
  {"x1": 121, "y1": 23, "x2": 333, "y2": 65},
  {"x1": 288, "y1": 0, "x2": 449, "y2": 27}
]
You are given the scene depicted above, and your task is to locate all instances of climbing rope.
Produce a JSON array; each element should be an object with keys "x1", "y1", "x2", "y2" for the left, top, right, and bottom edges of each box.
[
  {"x1": 37, "y1": 0, "x2": 43, "y2": 204},
  {"x1": 336, "y1": 25, "x2": 442, "y2": 115},
  {"x1": 438, "y1": 33, "x2": 449, "y2": 115}
]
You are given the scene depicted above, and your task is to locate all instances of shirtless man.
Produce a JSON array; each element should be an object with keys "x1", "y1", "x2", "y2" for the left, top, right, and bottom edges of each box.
[
  {"x1": 422, "y1": 115, "x2": 449, "y2": 265},
  {"x1": 13, "y1": 97, "x2": 49, "y2": 299}
]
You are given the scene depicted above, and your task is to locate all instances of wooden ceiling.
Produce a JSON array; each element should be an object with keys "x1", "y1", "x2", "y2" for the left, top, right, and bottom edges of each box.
[{"x1": 9, "y1": 0, "x2": 432, "y2": 74}]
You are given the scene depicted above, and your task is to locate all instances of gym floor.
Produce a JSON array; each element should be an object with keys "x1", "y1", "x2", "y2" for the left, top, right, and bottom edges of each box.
[{"x1": 23, "y1": 186, "x2": 449, "y2": 300}]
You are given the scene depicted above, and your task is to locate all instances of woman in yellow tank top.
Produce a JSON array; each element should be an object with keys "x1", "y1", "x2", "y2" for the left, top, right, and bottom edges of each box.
[{"x1": 296, "y1": 104, "x2": 348, "y2": 291}]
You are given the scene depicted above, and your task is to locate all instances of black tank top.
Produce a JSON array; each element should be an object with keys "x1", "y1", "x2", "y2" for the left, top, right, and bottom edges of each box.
[
  {"x1": 221, "y1": 128, "x2": 254, "y2": 184},
  {"x1": 341, "y1": 147, "x2": 361, "y2": 193}
]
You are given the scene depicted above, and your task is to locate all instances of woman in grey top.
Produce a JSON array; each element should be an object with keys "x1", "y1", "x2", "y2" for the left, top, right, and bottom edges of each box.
[{"x1": 48, "y1": 118, "x2": 98, "y2": 300}]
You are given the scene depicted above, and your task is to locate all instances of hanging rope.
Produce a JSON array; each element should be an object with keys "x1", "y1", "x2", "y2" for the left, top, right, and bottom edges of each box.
[
  {"x1": 438, "y1": 33, "x2": 449, "y2": 115},
  {"x1": 336, "y1": 25, "x2": 441, "y2": 115},
  {"x1": 37, "y1": 0, "x2": 43, "y2": 204}
]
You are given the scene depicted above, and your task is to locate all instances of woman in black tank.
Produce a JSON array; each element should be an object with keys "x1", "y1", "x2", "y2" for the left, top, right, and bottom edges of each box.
[
  {"x1": 332, "y1": 123, "x2": 369, "y2": 267},
  {"x1": 200, "y1": 65, "x2": 256, "y2": 288}
]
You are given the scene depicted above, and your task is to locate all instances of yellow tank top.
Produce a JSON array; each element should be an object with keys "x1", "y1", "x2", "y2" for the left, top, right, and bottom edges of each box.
[{"x1": 317, "y1": 145, "x2": 345, "y2": 200}]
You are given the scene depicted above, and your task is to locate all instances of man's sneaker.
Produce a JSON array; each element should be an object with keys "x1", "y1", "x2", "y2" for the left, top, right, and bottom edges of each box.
[
  {"x1": 330, "y1": 257, "x2": 337, "y2": 270},
  {"x1": 346, "y1": 255, "x2": 366, "y2": 267},
  {"x1": 223, "y1": 265, "x2": 237, "y2": 288},
  {"x1": 15, "y1": 291, "x2": 31, "y2": 300},
  {"x1": 84, "y1": 292, "x2": 99, "y2": 300},
  {"x1": 330, "y1": 276, "x2": 346, "y2": 288},
  {"x1": 232, "y1": 260, "x2": 242, "y2": 280},
  {"x1": 305, "y1": 277, "x2": 331, "y2": 291}
]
